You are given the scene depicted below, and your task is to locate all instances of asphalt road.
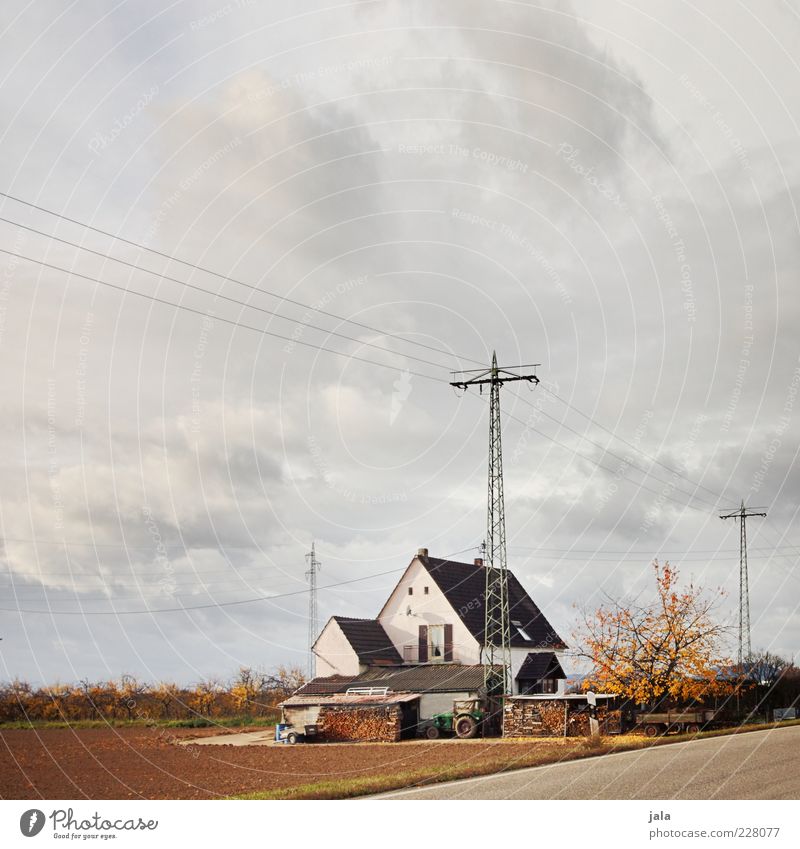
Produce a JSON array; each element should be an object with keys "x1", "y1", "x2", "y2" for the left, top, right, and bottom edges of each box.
[{"x1": 374, "y1": 726, "x2": 800, "y2": 800}]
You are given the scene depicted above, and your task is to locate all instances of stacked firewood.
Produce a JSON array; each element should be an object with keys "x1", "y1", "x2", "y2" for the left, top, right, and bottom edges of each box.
[
  {"x1": 504, "y1": 700, "x2": 623, "y2": 737},
  {"x1": 318, "y1": 705, "x2": 402, "y2": 743},
  {"x1": 503, "y1": 700, "x2": 545, "y2": 736}
]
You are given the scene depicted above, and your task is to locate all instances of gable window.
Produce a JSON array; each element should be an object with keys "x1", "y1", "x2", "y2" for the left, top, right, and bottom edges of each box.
[
  {"x1": 424, "y1": 586, "x2": 429, "y2": 595},
  {"x1": 512, "y1": 619, "x2": 532, "y2": 641},
  {"x1": 408, "y1": 587, "x2": 413, "y2": 596}
]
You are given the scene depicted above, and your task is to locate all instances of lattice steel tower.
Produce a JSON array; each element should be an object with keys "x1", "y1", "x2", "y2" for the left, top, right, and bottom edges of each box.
[
  {"x1": 719, "y1": 502, "x2": 766, "y2": 666},
  {"x1": 305, "y1": 541, "x2": 321, "y2": 679},
  {"x1": 451, "y1": 352, "x2": 539, "y2": 697}
]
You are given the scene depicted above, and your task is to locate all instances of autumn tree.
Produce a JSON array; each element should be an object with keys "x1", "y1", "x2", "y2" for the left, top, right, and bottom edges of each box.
[{"x1": 574, "y1": 561, "x2": 738, "y2": 706}]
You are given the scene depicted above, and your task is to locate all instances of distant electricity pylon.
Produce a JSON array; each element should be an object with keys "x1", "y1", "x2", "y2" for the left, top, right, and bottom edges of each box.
[
  {"x1": 719, "y1": 502, "x2": 767, "y2": 666},
  {"x1": 305, "y1": 541, "x2": 321, "y2": 679},
  {"x1": 451, "y1": 352, "x2": 540, "y2": 700}
]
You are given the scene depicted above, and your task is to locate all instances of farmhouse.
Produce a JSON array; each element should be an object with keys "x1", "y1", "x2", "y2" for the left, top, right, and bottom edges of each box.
[{"x1": 281, "y1": 548, "x2": 568, "y2": 740}]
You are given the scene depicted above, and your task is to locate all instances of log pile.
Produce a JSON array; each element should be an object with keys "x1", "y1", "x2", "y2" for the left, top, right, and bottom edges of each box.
[
  {"x1": 503, "y1": 699, "x2": 622, "y2": 737},
  {"x1": 503, "y1": 700, "x2": 545, "y2": 736},
  {"x1": 317, "y1": 705, "x2": 402, "y2": 743}
]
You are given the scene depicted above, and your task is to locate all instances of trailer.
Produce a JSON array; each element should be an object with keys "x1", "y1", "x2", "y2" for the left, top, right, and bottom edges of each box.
[{"x1": 635, "y1": 709, "x2": 721, "y2": 737}]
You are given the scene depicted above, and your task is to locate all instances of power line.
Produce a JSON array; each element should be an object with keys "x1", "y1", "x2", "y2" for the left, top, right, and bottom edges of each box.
[
  {"x1": 496, "y1": 397, "x2": 715, "y2": 517},
  {"x1": 509, "y1": 388, "x2": 721, "y2": 511},
  {"x1": 0, "y1": 565, "x2": 406, "y2": 615},
  {"x1": 0, "y1": 546, "x2": 479, "y2": 615},
  {"x1": 0, "y1": 214, "x2": 452, "y2": 373},
  {"x1": 0, "y1": 190, "x2": 484, "y2": 367},
  {"x1": 539, "y1": 385, "x2": 727, "y2": 504},
  {"x1": 0, "y1": 246, "x2": 445, "y2": 384}
]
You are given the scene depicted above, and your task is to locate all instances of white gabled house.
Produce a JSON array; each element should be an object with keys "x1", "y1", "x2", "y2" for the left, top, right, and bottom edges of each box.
[{"x1": 310, "y1": 548, "x2": 567, "y2": 698}]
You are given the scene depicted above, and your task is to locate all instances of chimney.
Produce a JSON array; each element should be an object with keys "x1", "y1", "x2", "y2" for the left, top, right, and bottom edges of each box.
[
  {"x1": 417, "y1": 547, "x2": 429, "y2": 558},
  {"x1": 474, "y1": 557, "x2": 484, "y2": 567}
]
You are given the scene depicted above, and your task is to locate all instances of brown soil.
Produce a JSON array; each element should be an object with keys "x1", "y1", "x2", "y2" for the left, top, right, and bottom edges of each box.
[{"x1": 0, "y1": 726, "x2": 575, "y2": 799}]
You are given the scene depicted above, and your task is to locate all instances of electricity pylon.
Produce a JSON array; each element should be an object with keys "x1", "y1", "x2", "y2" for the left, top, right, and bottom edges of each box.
[
  {"x1": 719, "y1": 502, "x2": 766, "y2": 667},
  {"x1": 305, "y1": 542, "x2": 321, "y2": 679},
  {"x1": 451, "y1": 352, "x2": 539, "y2": 699}
]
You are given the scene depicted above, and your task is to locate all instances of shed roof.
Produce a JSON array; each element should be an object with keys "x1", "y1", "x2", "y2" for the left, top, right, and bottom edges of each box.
[
  {"x1": 294, "y1": 663, "x2": 494, "y2": 696},
  {"x1": 281, "y1": 691, "x2": 419, "y2": 708},
  {"x1": 421, "y1": 556, "x2": 566, "y2": 650}
]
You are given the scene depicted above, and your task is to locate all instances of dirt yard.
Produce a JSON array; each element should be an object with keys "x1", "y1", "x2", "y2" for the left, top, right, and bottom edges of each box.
[{"x1": 0, "y1": 726, "x2": 590, "y2": 799}]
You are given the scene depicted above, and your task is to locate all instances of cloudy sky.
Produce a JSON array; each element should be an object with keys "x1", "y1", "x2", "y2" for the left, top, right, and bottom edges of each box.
[{"x1": 0, "y1": 0, "x2": 798, "y2": 686}]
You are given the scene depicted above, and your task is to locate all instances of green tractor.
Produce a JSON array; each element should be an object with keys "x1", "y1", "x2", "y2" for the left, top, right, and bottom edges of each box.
[{"x1": 419, "y1": 699, "x2": 485, "y2": 739}]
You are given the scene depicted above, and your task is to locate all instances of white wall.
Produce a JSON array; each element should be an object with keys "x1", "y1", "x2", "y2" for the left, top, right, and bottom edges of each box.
[
  {"x1": 378, "y1": 556, "x2": 481, "y2": 664},
  {"x1": 419, "y1": 691, "x2": 477, "y2": 718},
  {"x1": 313, "y1": 618, "x2": 362, "y2": 677}
]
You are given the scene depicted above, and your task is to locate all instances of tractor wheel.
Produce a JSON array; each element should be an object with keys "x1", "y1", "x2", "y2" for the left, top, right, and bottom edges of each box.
[
  {"x1": 425, "y1": 725, "x2": 441, "y2": 740},
  {"x1": 455, "y1": 714, "x2": 479, "y2": 739},
  {"x1": 686, "y1": 723, "x2": 700, "y2": 735},
  {"x1": 286, "y1": 732, "x2": 299, "y2": 745},
  {"x1": 643, "y1": 724, "x2": 660, "y2": 738}
]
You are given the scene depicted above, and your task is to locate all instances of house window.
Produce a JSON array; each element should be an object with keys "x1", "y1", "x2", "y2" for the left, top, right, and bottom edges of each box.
[
  {"x1": 424, "y1": 586, "x2": 429, "y2": 595},
  {"x1": 521, "y1": 677, "x2": 557, "y2": 695},
  {"x1": 428, "y1": 624, "x2": 445, "y2": 662},
  {"x1": 408, "y1": 587, "x2": 413, "y2": 596},
  {"x1": 512, "y1": 619, "x2": 532, "y2": 641}
]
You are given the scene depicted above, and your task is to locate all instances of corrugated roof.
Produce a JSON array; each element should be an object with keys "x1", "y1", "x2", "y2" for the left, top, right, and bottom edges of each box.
[
  {"x1": 282, "y1": 691, "x2": 419, "y2": 707},
  {"x1": 516, "y1": 651, "x2": 566, "y2": 681},
  {"x1": 422, "y1": 556, "x2": 566, "y2": 649},
  {"x1": 333, "y1": 616, "x2": 403, "y2": 665},
  {"x1": 294, "y1": 664, "x2": 494, "y2": 696}
]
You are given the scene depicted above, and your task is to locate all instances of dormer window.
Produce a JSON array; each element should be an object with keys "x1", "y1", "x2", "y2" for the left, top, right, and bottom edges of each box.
[{"x1": 512, "y1": 620, "x2": 532, "y2": 641}]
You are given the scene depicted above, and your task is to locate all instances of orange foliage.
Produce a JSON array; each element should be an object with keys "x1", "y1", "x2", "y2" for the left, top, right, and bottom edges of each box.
[{"x1": 575, "y1": 561, "x2": 739, "y2": 704}]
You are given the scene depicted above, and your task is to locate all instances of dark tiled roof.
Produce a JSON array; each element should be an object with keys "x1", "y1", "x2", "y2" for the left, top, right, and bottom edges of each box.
[
  {"x1": 516, "y1": 652, "x2": 566, "y2": 681},
  {"x1": 333, "y1": 617, "x2": 403, "y2": 665},
  {"x1": 422, "y1": 556, "x2": 566, "y2": 649},
  {"x1": 295, "y1": 664, "x2": 494, "y2": 696}
]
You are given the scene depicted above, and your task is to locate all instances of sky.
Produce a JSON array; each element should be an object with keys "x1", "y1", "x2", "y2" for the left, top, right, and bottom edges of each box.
[{"x1": 0, "y1": 0, "x2": 798, "y2": 686}]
